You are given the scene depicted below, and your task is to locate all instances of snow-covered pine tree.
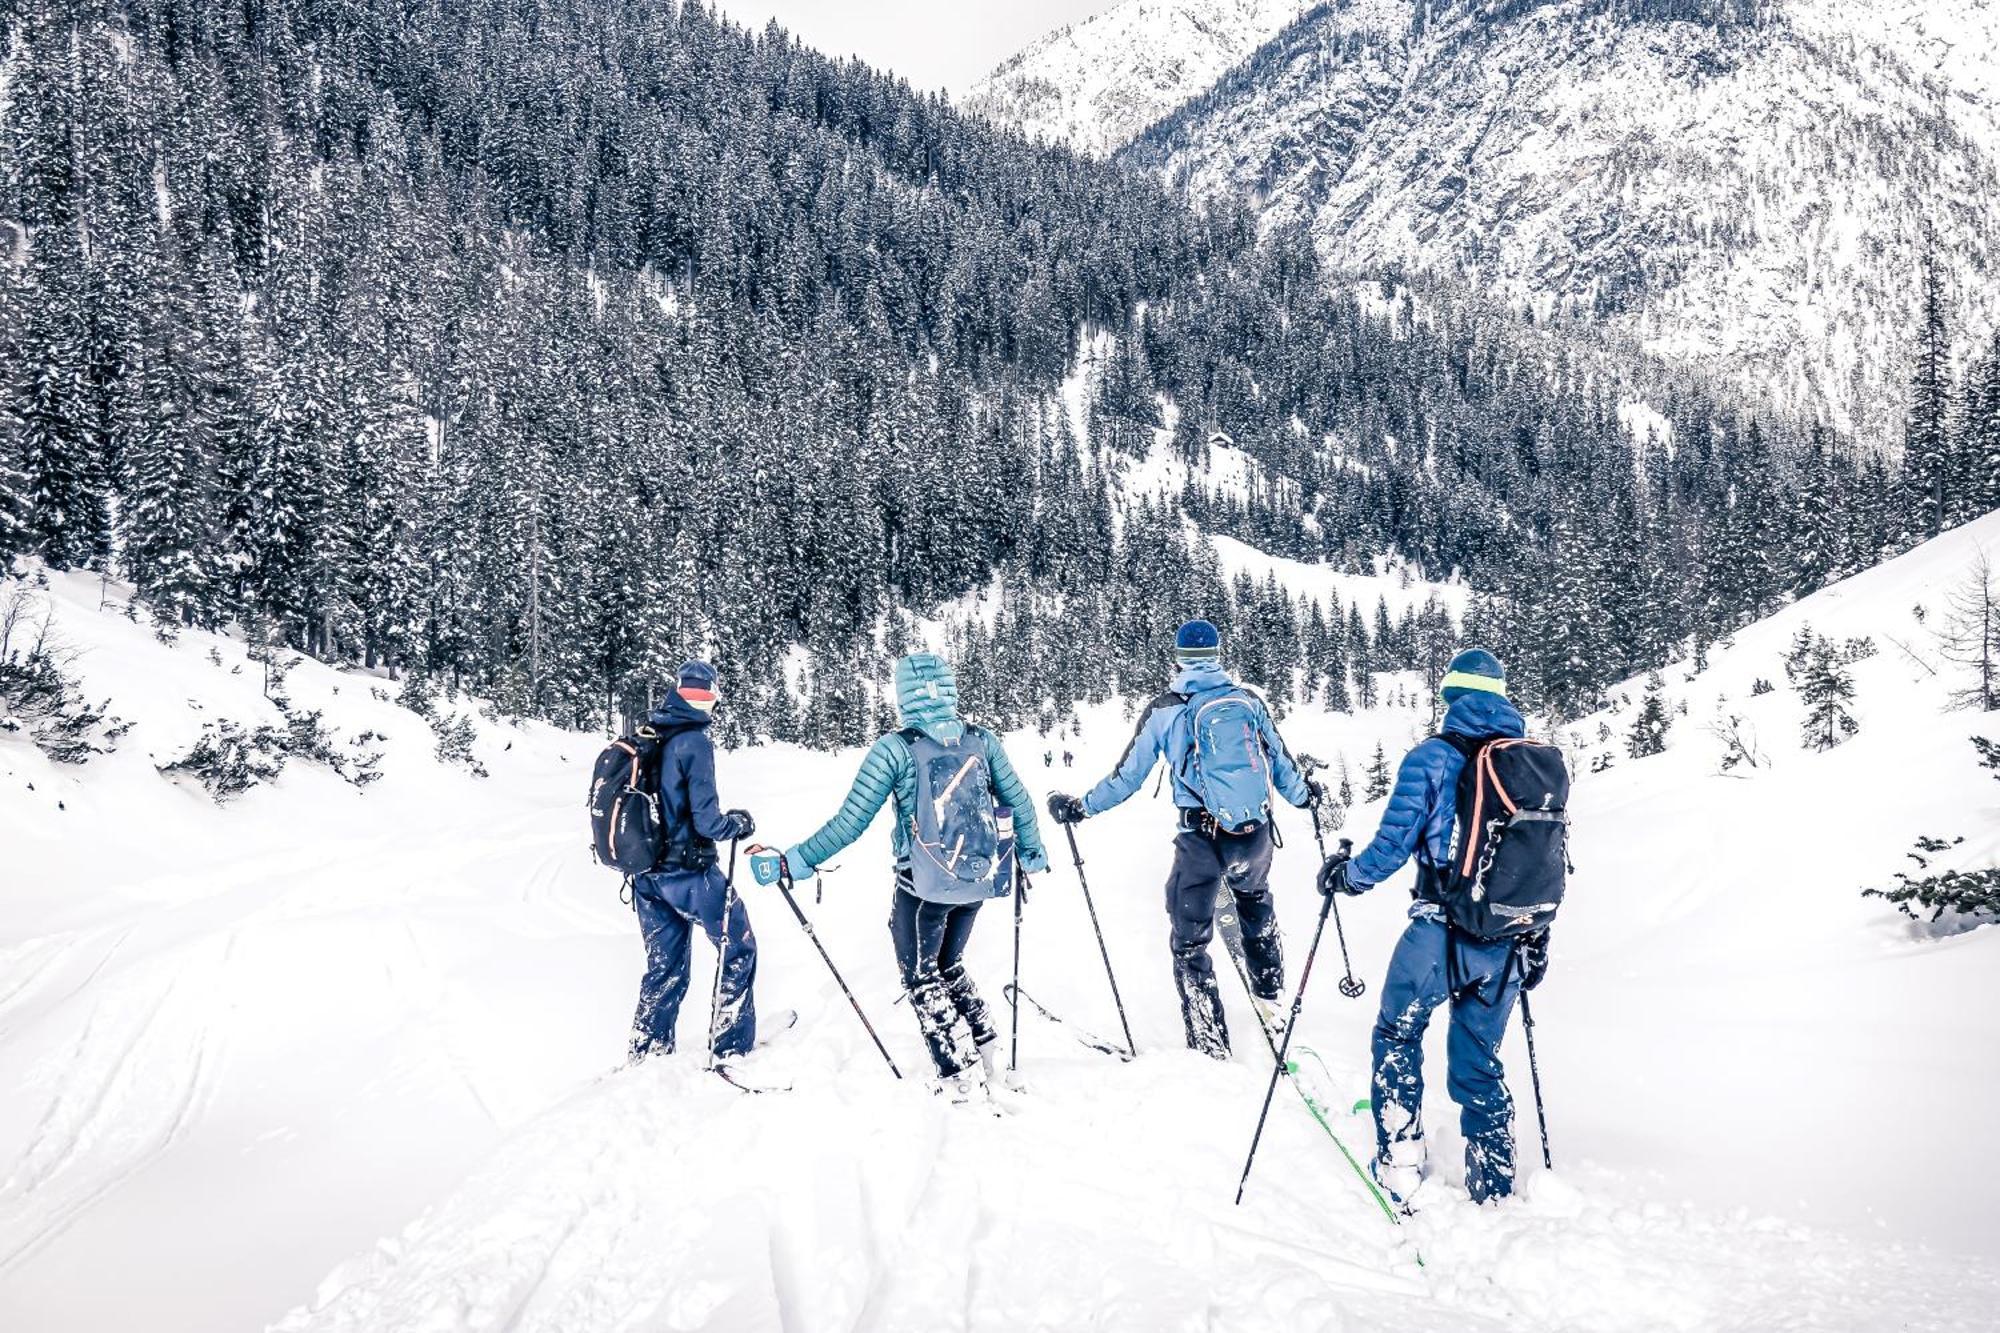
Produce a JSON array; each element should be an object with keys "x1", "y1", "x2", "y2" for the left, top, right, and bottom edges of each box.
[
  {"x1": 1903, "y1": 245, "x2": 1954, "y2": 540},
  {"x1": 1364, "y1": 742, "x2": 1391, "y2": 802},
  {"x1": 1627, "y1": 678, "x2": 1672, "y2": 759},
  {"x1": 1798, "y1": 640, "x2": 1860, "y2": 751}
]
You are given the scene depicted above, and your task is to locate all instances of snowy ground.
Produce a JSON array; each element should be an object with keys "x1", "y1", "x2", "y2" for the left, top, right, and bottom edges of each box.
[{"x1": 3, "y1": 518, "x2": 1999, "y2": 1332}]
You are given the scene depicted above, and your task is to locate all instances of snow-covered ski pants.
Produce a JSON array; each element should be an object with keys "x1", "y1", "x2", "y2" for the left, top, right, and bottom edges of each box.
[
  {"x1": 888, "y1": 876, "x2": 993, "y2": 1078},
  {"x1": 631, "y1": 867, "x2": 758, "y2": 1062},
  {"x1": 1370, "y1": 915, "x2": 1521, "y2": 1202},
  {"x1": 1165, "y1": 819, "x2": 1282, "y2": 1056}
]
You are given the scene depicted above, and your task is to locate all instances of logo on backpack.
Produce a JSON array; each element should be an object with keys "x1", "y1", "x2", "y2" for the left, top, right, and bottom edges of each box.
[
  {"x1": 1438, "y1": 737, "x2": 1571, "y2": 940},
  {"x1": 905, "y1": 729, "x2": 1015, "y2": 905},
  {"x1": 588, "y1": 734, "x2": 665, "y2": 876},
  {"x1": 1187, "y1": 689, "x2": 1272, "y2": 834}
]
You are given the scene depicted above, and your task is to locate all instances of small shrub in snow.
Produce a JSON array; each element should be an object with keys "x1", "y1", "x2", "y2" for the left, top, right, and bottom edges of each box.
[
  {"x1": 283, "y1": 709, "x2": 384, "y2": 788},
  {"x1": 1710, "y1": 711, "x2": 1767, "y2": 772},
  {"x1": 398, "y1": 673, "x2": 439, "y2": 721},
  {"x1": 1751, "y1": 677, "x2": 1774, "y2": 696},
  {"x1": 1865, "y1": 837, "x2": 2000, "y2": 927},
  {"x1": 0, "y1": 588, "x2": 122, "y2": 764},
  {"x1": 433, "y1": 713, "x2": 488, "y2": 778},
  {"x1": 161, "y1": 720, "x2": 288, "y2": 801},
  {"x1": 1863, "y1": 739, "x2": 2000, "y2": 928}
]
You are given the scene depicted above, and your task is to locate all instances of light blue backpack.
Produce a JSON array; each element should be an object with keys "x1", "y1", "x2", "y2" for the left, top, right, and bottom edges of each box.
[
  {"x1": 1187, "y1": 688, "x2": 1273, "y2": 833},
  {"x1": 904, "y1": 728, "x2": 1016, "y2": 905}
]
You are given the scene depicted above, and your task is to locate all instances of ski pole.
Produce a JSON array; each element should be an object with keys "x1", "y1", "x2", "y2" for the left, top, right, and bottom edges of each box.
[
  {"x1": 1520, "y1": 991, "x2": 1554, "y2": 1170},
  {"x1": 775, "y1": 864, "x2": 902, "y2": 1079},
  {"x1": 1234, "y1": 840, "x2": 1350, "y2": 1205},
  {"x1": 1063, "y1": 823, "x2": 1135, "y2": 1059},
  {"x1": 1305, "y1": 803, "x2": 1366, "y2": 1001},
  {"x1": 706, "y1": 838, "x2": 741, "y2": 1072},
  {"x1": 1011, "y1": 863, "x2": 1026, "y2": 1072}
]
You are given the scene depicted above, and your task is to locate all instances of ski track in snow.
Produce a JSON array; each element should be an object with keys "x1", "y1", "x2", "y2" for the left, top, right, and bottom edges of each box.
[{"x1": 4, "y1": 535, "x2": 2000, "y2": 1330}]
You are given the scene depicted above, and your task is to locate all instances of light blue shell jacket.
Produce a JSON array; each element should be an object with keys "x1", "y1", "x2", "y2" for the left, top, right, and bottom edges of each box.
[
  {"x1": 786, "y1": 654, "x2": 1050, "y2": 876},
  {"x1": 1081, "y1": 661, "x2": 1312, "y2": 818},
  {"x1": 1350, "y1": 690, "x2": 1528, "y2": 893}
]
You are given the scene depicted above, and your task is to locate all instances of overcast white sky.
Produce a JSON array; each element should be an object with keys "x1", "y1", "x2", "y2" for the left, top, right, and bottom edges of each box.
[{"x1": 710, "y1": 1, "x2": 1113, "y2": 96}]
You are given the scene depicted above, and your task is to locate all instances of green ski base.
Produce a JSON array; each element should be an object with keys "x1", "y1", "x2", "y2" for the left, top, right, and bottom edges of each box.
[{"x1": 1215, "y1": 889, "x2": 1424, "y2": 1268}]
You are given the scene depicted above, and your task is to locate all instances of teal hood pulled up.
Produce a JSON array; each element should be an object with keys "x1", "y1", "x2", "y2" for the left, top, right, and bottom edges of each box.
[{"x1": 895, "y1": 653, "x2": 965, "y2": 744}]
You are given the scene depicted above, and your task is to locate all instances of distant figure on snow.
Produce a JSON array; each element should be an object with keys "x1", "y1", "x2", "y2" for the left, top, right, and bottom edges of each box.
[
  {"x1": 1062, "y1": 750, "x2": 1074, "y2": 768},
  {"x1": 1047, "y1": 619, "x2": 1318, "y2": 1058},
  {"x1": 628, "y1": 662, "x2": 760, "y2": 1065},
  {"x1": 778, "y1": 654, "x2": 1050, "y2": 1103}
]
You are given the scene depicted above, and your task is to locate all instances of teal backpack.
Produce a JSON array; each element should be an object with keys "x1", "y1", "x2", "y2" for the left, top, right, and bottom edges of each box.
[
  {"x1": 1187, "y1": 688, "x2": 1274, "y2": 834},
  {"x1": 904, "y1": 728, "x2": 1017, "y2": 905}
]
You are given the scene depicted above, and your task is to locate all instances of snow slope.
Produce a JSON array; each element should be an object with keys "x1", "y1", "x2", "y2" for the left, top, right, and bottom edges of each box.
[
  {"x1": 3, "y1": 519, "x2": 2000, "y2": 1330},
  {"x1": 963, "y1": 0, "x2": 1317, "y2": 158},
  {"x1": 1063, "y1": 0, "x2": 2000, "y2": 442}
]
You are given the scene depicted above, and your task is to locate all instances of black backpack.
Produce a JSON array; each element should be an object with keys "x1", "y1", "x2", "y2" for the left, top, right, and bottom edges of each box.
[
  {"x1": 588, "y1": 733, "x2": 665, "y2": 875},
  {"x1": 1436, "y1": 735, "x2": 1571, "y2": 941}
]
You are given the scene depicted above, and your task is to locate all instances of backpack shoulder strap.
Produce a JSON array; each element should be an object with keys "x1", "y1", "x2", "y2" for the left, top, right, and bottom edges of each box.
[{"x1": 1436, "y1": 732, "x2": 1483, "y2": 760}]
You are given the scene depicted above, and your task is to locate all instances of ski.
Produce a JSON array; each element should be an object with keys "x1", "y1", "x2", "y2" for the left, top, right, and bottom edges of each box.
[
  {"x1": 715, "y1": 1065, "x2": 792, "y2": 1095},
  {"x1": 1214, "y1": 886, "x2": 1418, "y2": 1256},
  {"x1": 1003, "y1": 982, "x2": 1133, "y2": 1060}
]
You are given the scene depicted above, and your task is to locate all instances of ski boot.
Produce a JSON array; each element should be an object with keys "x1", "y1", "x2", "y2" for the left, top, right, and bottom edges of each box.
[{"x1": 1369, "y1": 1139, "x2": 1427, "y2": 1211}]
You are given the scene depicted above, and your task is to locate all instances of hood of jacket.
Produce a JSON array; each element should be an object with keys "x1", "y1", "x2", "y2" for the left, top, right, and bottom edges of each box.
[
  {"x1": 1170, "y1": 660, "x2": 1236, "y2": 697},
  {"x1": 895, "y1": 653, "x2": 965, "y2": 744},
  {"x1": 1439, "y1": 690, "x2": 1526, "y2": 741},
  {"x1": 647, "y1": 690, "x2": 717, "y2": 732}
]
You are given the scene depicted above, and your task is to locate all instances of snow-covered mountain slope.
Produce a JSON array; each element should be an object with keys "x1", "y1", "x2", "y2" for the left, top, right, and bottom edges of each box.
[
  {"x1": 962, "y1": 0, "x2": 1318, "y2": 158},
  {"x1": 1106, "y1": 0, "x2": 2000, "y2": 442},
  {"x1": 4, "y1": 525, "x2": 2000, "y2": 1331}
]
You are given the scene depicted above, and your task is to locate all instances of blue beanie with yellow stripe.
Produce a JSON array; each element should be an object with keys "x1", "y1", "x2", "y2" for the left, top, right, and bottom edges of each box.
[{"x1": 1440, "y1": 648, "x2": 1506, "y2": 703}]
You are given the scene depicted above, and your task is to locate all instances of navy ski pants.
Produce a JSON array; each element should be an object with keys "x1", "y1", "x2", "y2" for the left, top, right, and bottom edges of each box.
[
  {"x1": 888, "y1": 877, "x2": 993, "y2": 1077},
  {"x1": 1165, "y1": 821, "x2": 1282, "y2": 1056},
  {"x1": 631, "y1": 867, "x2": 757, "y2": 1061},
  {"x1": 1370, "y1": 915, "x2": 1521, "y2": 1202}
]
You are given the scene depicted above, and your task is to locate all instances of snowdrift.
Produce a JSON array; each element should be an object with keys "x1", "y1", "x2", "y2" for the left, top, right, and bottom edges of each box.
[{"x1": 3, "y1": 513, "x2": 1999, "y2": 1331}]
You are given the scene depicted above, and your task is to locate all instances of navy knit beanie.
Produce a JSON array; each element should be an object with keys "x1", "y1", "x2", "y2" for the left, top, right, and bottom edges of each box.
[{"x1": 1175, "y1": 619, "x2": 1222, "y2": 663}]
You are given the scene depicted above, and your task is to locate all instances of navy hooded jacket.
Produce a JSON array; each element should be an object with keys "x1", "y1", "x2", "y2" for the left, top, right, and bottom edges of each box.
[
  {"x1": 1350, "y1": 691, "x2": 1527, "y2": 893},
  {"x1": 646, "y1": 692, "x2": 737, "y2": 849}
]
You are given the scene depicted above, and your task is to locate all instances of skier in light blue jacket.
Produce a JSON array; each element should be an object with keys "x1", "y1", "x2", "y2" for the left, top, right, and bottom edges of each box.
[
  {"x1": 1047, "y1": 619, "x2": 1316, "y2": 1057},
  {"x1": 780, "y1": 654, "x2": 1049, "y2": 1097}
]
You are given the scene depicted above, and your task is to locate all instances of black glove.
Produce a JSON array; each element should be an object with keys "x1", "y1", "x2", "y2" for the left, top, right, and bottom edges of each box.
[
  {"x1": 1316, "y1": 851, "x2": 1353, "y2": 898},
  {"x1": 1046, "y1": 793, "x2": 1087, "y2": 825},
  {"x1": 1305, "y1": 778, "x2": 1328, "y2": 809},
  {"x1": 1518, "y1": 930, "x2": 1551, "y2": 991},
  {"x1": 723, "y1": 809, "x2": 756, "y2": 841}
]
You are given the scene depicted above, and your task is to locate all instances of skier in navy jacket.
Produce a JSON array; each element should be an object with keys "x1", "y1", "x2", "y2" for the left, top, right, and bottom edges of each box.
[
  {"x1": 628, "y1": 661, "x2": 759, "y2": 1064},
  {"x1": 1319, "y1": 649, "x2": 1547, "y2": 1205},
  {"x1": 1048, "y1": 619, "x2": 1316, "y2": 1058}
]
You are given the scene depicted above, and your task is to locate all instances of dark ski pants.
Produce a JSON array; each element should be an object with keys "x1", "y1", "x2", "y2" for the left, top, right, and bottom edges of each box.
[
  {"x1": 1165, "y1": 821, "x2": 1282, "y2": 1058},
  {"x1": 1370, "y1": 915, "x2": 1521, "y2": 1203},
  {"x1": 631, "y1": 867, "x2": 757, "y2": 1062},
  {"x1": 889, "y1": 876, "x2": 994, "y2": 1078}
]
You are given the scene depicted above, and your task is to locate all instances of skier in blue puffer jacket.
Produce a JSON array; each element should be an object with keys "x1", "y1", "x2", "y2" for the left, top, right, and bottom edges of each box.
[
  {"x1": 1317, "y1": 649, "x2": 1549, "y2": 1206},
  {"x1": 1047, "y1": 620, "x2": 1317, "y2": 1058},
  {"x1": 778, "y1": 654, "x2": 1050, "y2": 1099},
  {"x1": 629, "y1": 661, "x2": 759, "y2": 1065}
]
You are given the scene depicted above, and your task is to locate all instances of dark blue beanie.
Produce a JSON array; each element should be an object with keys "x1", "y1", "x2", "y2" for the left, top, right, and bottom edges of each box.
[{"x1": 1175, "y1": 619, "x2": 1222, "y2": 662}]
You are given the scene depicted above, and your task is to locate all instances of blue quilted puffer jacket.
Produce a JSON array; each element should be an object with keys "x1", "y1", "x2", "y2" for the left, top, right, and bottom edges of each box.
[
  {"x1": 1349, "y1": 691, "x2": 1527, "y2": 895},
  {"x1": 785, "y1": 654, "x2": 1049, "y2": 876}
]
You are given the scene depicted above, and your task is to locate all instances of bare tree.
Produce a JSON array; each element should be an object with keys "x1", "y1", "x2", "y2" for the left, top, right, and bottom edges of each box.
[{"x1": 1938, "y1": 552, "x2": 2000, "y2": 711}]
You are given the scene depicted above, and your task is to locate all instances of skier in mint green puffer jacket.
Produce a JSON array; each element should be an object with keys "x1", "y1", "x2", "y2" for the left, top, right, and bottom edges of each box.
[{"x1": 780, "y1": 654, "x2": 1049, "y2": 1097}]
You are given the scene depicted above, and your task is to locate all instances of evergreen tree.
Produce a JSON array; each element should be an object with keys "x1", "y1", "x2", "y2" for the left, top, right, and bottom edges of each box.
[
  {"x1": 1799, "y1": 643, "x2": 1860, "y2": 752},
  {"x1": 1626, "y1": 680, "x2": 1672, "y2": 758},
  {"x1": 1903, "y1": 246, "x2": 1953, "y2": 540},
  {"x1": 1364, "y1": 742, "x2": 1391, "y2": 802}
]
